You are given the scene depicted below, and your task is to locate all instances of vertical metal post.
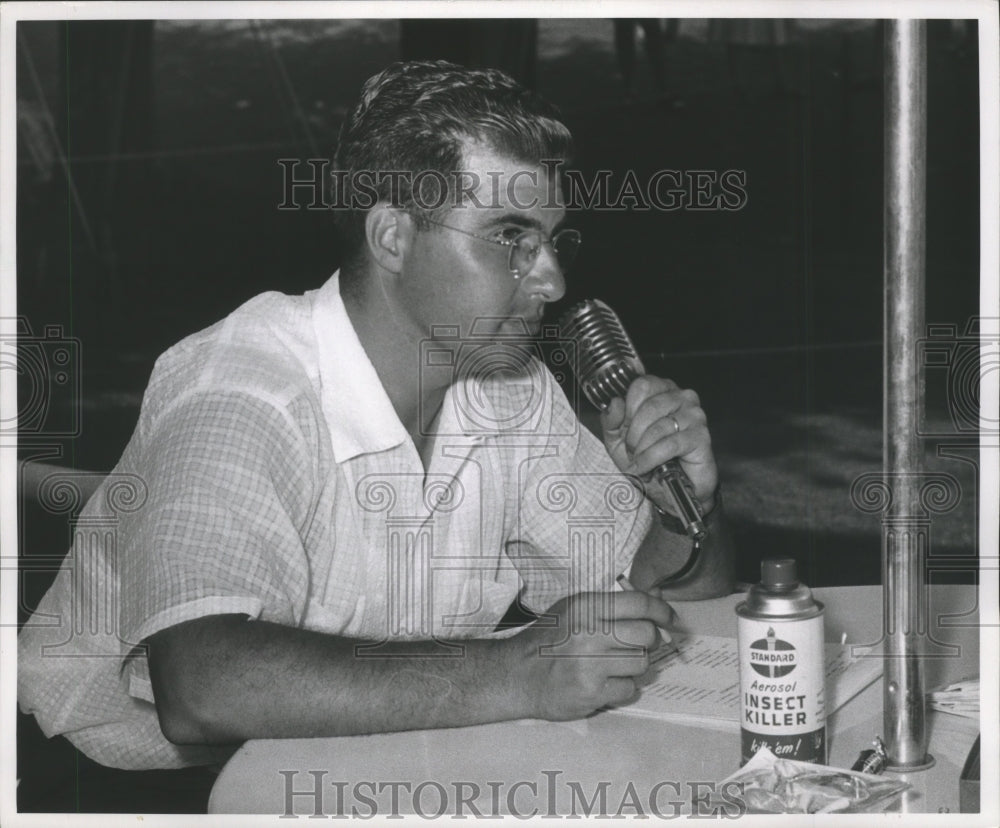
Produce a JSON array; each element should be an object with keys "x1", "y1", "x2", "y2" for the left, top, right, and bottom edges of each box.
[{"x1": 883, "y1": 19, "x2": 933, "y2": 771}]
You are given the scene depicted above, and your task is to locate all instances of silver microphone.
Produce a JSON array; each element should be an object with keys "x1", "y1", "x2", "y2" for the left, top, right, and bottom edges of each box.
[{"x1": 560, "y1": 298, "x2": 708, "y2": 542}]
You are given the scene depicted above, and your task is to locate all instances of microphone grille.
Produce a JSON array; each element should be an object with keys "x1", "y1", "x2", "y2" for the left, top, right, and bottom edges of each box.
[{"x1": 559, "y1": 299, "x2": 644, "y2": 409}]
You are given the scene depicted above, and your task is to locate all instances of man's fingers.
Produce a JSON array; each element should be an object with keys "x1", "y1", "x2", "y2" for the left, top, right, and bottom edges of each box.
[
  {"x1": 600, "y1": 397, "x2": 627, "y2": 432},
  {"x1": 608, "y1": 618, "x2": 660, "y2": 650},
  {"x1": 629, "y1": 407, "x2": 709, "y2": 457},
  {"x1": 605, "y1": 590, "x2": 677, "y2": 631},
  {"x1": 602, "y1": 676, "x2": 639, "y2": 707},
  {"x1": 623, "y1": 376, "x2": 679, "y2": 420},
  {"x1": 625, "y1": 396, "x2": 707, "y2": 454},
  {"x1": 598, "y1": 650, "x2": 652, "y2": 678},
  {"x1": 630, "y1": 425, "x2": 712, "y2": 476}
]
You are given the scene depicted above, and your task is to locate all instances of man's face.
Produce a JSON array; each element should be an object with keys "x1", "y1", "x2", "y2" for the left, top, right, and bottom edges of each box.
[{"x1": 396, "y1": 140, "x2": 569, "y2": 344}]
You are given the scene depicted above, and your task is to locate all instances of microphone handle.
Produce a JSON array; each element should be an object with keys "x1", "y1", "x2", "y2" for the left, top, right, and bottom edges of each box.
[{"x1": 655, "y1": 459, "x2": 708, "y2": 543}]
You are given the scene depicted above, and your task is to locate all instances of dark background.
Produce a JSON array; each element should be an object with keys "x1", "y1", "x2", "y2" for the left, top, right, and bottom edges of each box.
[{"x1": 14, "y1": 17, "x2": 982, "y2": 594}]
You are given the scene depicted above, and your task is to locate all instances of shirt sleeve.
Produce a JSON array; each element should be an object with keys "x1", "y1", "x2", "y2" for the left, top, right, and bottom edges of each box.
[{"x1": 117, "y1": 387, "x2": 318, "y2": 651}]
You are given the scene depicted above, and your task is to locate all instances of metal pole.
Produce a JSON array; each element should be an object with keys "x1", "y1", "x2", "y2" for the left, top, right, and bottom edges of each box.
[{"x1": 883, "y1": 19, "x2": 933, "y2": 771}]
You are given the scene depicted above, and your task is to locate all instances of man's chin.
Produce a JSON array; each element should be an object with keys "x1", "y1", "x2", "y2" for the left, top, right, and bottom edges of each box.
[{"x1": 456, "y1": 338, "x2": 542, "y2": 380}]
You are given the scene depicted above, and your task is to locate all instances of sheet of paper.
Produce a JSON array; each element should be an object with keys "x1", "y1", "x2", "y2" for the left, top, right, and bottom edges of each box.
[
  {"x1": 928, "y1": 676, "x2": 979, "y2": 718},
  {"x1": 605, "y1": 633, "x2": 882, "y2": 731}
]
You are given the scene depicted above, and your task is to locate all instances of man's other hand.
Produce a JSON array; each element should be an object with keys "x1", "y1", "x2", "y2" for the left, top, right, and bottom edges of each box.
[
  {"x1": 599, "y1": 375, "x2": 718, "y2": 515},
  {"x1": 514, "y1": 590, "x2": 676, "y2": 721}
]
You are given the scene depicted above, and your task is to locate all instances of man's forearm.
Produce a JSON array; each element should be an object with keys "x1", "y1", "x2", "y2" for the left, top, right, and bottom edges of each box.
[{"x1": 147, "y1": 614, "x2": 533, "y2": 745}]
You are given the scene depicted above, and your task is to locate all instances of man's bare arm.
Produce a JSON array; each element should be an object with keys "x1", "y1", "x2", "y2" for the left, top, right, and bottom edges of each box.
[{"x1": 146, "y1": 591, "x2": 676, "y2": 745}]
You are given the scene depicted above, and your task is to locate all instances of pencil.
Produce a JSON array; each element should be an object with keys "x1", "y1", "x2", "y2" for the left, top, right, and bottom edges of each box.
[{"x1": 615, "y1": 573, "x2": 682, "y2": 659}]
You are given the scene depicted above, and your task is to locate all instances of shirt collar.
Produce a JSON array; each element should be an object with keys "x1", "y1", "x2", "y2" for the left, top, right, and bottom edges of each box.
[{"x1": 312, "y1": 272, "x2": 409, "y2": 463}]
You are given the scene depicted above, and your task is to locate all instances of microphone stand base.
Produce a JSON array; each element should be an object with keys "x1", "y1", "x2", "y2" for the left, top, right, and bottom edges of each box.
[{"x1": 885, "y1": 753, "x2": 936, "y2": 773}]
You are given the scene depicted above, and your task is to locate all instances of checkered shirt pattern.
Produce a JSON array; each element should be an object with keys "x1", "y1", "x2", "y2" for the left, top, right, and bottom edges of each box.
[{"x1": 18, "y1": 273, "x2": 653, "y2": 769}]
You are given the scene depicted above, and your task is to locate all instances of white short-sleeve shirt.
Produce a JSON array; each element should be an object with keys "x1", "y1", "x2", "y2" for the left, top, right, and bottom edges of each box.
[{"x1": 18, "y1": 273, "x2": 653, "y2": 769}]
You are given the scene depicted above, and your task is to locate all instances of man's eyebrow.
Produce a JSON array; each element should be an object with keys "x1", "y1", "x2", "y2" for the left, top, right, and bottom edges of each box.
[
  {"x1": 479, "y1": 212, "x2": 567, "y2": 232},
  {"x1": 481, "y1": 213, "x2": 540, "y2": 230}
]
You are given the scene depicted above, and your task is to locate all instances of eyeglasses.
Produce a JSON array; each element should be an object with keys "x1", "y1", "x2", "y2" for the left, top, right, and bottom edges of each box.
[{"x1": 420, "y1": 215, "x2": 582, "y2": 279}]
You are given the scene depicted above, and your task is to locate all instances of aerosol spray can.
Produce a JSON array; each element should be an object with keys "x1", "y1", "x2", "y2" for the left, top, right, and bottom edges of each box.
[{"x1": 737, "y1": 558, "x2": 826, "y2": 764}]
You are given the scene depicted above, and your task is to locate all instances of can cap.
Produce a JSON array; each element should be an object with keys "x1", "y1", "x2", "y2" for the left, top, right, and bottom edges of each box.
[
  {"x1": 762, "y1": 558, "x2": 799, "y2": 588},
  {"x1": 737, "y1": 557, "x2": 823, "y2": 617}
]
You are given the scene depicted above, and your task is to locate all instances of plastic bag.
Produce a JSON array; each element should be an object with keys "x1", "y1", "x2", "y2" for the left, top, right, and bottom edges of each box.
[{"x1": 720, "y1": 747, "x2": 910, "y2": 814}]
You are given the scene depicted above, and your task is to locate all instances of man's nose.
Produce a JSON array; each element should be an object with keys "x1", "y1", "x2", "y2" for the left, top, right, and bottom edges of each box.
[{"x1": 523, "y1": 243, "x2": 567, "y2": 303}]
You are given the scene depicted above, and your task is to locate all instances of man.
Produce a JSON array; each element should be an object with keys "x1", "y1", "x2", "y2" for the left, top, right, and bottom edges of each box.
[{"x1": 18, "y1": 61, "x2": 733, "y2": 784}]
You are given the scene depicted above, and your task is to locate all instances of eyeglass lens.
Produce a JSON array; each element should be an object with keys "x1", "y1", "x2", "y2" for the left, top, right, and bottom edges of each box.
[{"x1": 511, "y1": 230, "x2": 580, "y2": 276}]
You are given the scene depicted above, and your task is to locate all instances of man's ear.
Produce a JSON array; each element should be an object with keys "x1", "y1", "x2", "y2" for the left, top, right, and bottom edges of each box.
[{"x1": 364, "y1": 203, "x2": 412, "y2": 274}]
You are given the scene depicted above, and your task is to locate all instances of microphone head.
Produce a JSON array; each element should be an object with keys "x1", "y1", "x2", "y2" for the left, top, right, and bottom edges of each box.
[{"x1": 559, "y1": 299, "x2": 645, "y2": 409}]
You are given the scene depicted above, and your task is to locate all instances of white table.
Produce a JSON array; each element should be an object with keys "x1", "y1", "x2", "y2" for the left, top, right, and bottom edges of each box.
[{"x1": 208, "y1": 585, "x2": 982, "y2": 817}]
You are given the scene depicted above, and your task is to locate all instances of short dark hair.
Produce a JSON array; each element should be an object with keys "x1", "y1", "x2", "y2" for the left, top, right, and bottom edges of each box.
[{"x1": 333, "y1": 60, "x2": 573, "y2": 278}]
